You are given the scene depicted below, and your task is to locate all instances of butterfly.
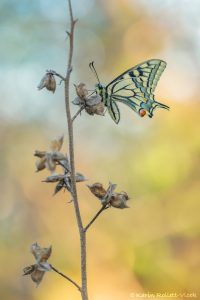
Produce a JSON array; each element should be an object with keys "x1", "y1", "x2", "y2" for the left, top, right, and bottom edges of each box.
[{"x1": 89, "y1": 59, "x2": 169, "y2": 124}]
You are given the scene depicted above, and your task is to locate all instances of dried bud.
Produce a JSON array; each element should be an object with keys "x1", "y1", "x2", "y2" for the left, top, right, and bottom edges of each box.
[
  {"x1": 110, "y1": 191, "x2": 130, "y2": 209},
  {"x1": 38, "y1": 72, "x2": 56, "y2": 93}
]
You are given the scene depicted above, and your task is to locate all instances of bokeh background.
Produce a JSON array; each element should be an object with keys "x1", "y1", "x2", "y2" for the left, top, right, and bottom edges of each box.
[{"x1": 0, "y1": 0, "x2": 200, "y2": 299}]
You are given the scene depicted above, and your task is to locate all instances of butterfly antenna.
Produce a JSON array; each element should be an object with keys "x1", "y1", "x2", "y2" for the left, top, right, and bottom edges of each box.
[{"x1": 89, "y1": 61, "x2": 101, "y2": 84}]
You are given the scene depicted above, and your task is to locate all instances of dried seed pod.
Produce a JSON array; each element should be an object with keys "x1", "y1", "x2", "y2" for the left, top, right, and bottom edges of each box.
[
  {"x1": 30, "y1": 243, "x2": 41, "y2": 261},
  {"x1": 35, "y1": 156, "x2": 46, "y2": 172},
  {"x1": 38, "y1": 72, "x2": 56, "y2": 93},
  {"x1": 54, "y1": 179, "x2": 65, "y2": 195},
  {"x1": 101, "y1": 182, "x2": 117, "y2": 205},
  {"x1": 86, "y1": 94, "x2": 102, "y2": 106},
  {"x1": 30, "y1": 243, "x2": 52, "y2": 263},
  {"x1": 87, "y1": 183, "x2": 107, "y2": 200},
  {"x1": 110, "y1": 191, "x2": 129, "y2": 209},
  {"x1": 39, "y1": 246, "x2": 52, "y2": 262},
  {"x1": 45, "y1": 153, "x2": 56, "y2": 173},
  {"x1": 75, "y1": 173, "x2": 87, "y2": 182},
  {"x1": 85, "y1": 101, "x2": 105, "y2": 116},
  {"x1": 74, "y1": 83, "x2": 88, "y2": 99},
  {"x1": 31, "y1": 267, "x2": 45, "y2": 286},
  {"x1": 43, "y1": 174, "x2": 65, "y2": 183}
]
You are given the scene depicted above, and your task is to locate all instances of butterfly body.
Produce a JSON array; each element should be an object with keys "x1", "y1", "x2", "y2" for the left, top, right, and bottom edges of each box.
[{"x1": 91, "y1": 59, "x2": 169, "y2": 124}]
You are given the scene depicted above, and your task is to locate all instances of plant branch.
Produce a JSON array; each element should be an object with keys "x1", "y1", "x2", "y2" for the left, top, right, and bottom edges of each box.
[
  {"x1": 84, "y1": 205, "x2": 109, "y2": 232},
  {"x1": 51, "y1": 265, "x2": 81, "y2": 292},
  {"x1": 64, "y1": 0, "x2": 83, "y2": 233},
  {"x1": 72, "y1": 106, "x2": 85, "y2": 122},
  {"x1": 64, "y1": 1, "x2": 88, "y2": 300}
]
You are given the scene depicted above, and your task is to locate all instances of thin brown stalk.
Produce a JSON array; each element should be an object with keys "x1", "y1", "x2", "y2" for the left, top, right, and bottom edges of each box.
[
  {"x1": 64, "y1": 1, "x2": 88, "y2": 300},
  {"x1": 72, "y1": 106, "x2": 85, "y2": 122},
  {"x1": 84, "y1": 205, "x2": 109, "y2": 232},
  {"x1": 51, "y1": 265, "x2": 81, "y2": 292}
]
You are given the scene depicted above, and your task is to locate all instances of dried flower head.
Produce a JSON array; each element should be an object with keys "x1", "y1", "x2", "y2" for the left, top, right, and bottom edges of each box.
[
  {"x1": 51, "y1": 172, "x2": 87, "y2": 195},
  {"x1": 23, "y1": 243, "x2": 52, "y2": 286},
  {"x1": 35, "y1": 136, "x2": 87, "y2": 196},
  {"x1": 34, "y1": 135, "x2": 66, "y2": 174},
  {"x1": 38, "y1": 72, "x2": 56, "y2": 93},
  {"x1": 30, "y1": 242, "x2": 52, "y2": 263},
  {"x1": 88, "y1": 182, "x2": 130, "y2": 209},
  {"x1": 73, "y1": 83, "x2": 104, "y2": 117}
]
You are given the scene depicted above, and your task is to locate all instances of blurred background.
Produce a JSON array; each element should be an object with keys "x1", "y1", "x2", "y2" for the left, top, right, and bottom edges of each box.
[{"x1": 0, "y1": 0, "x2": 200, "y2": 299}]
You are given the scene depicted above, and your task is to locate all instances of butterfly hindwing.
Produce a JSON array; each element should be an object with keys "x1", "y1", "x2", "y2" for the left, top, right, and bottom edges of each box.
[{"x1": 106, "y1": 98, "x2": 120, "y2": 124}]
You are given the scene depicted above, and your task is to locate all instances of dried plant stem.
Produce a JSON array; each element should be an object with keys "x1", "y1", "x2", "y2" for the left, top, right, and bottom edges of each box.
[
  {"x1": 51, "y1": 265, "x2": 81, "y2": 292},
  {"x1": 84, "y1": 205, "x2": 109, "y2": 232},
  {"x1": 64, "y1": 1, "x2": 88, "y2": 300},
  {"x1": 72, "y1": 106, "x2": 85, "y2": 122}
]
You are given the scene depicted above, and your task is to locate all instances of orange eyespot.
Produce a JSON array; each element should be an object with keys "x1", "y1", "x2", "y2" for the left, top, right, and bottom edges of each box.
[{"x1": 139, "y1": 109, "x2": 146, "y2": 117}]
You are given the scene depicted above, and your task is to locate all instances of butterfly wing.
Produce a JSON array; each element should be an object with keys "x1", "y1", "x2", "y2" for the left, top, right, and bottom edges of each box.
[
  {"x1": 106, "y1": 59, "x2": 168, "y2": 118},
  {"x1": 107, "y1": 98, "x2": 120, "y2": 124}
]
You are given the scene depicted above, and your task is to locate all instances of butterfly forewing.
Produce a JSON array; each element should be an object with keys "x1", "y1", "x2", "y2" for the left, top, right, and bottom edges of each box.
[
  {"x1": 94, "y1": 59, "x2": 169, "y2": 123},
  {"x1": 106, "y1": 59, "x2": 167, "y2": 116}
]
